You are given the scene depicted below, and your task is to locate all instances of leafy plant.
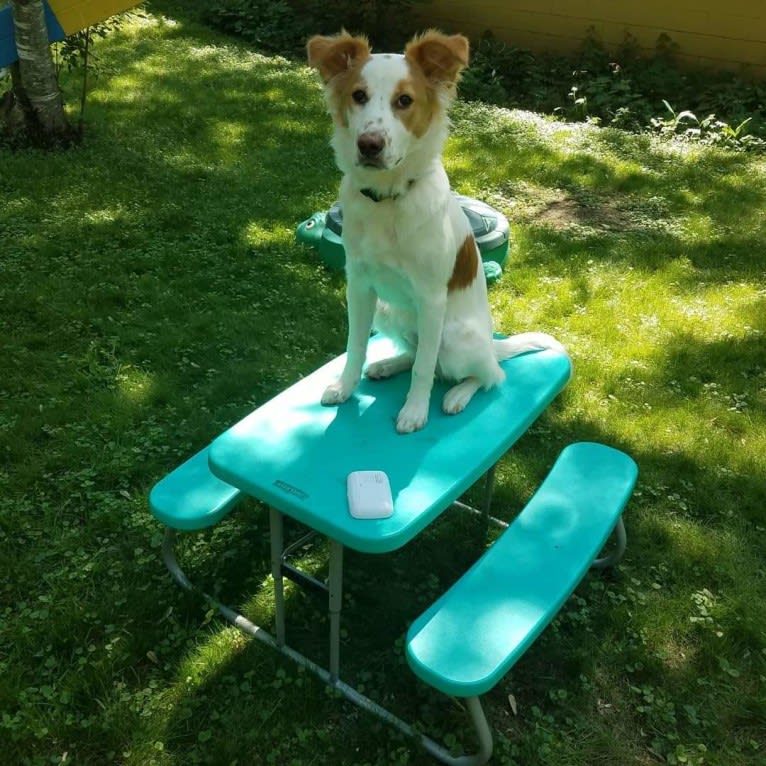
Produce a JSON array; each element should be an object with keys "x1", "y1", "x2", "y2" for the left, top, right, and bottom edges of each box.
[
  {"x1": 458, "y1": 35, "x2": 538, "y2": 106},
  {"x1": 650, "y1": 99, "x2": 766, "y2": 151},
  {"x1": 205, "y1": 0, "x2": 428, "y2": 53},
  {"x1": 53, "y1": 14, "x2": 129, "y2": 76},
  {"x1": 299, "y1": 0, "x2": 428, "y2": 49},
  {"x1": 50, "y1": 8, "x2": 143, "y2": 133},
  {"x1": 203, "y1": 0, "x2": 311, "y2": 56}
]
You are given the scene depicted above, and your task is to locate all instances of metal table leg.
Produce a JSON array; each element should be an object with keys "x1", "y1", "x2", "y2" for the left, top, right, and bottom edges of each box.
[
  {"x1": 592, "y1": 516, "x2": 627, "y2": 569},
  {"x1": 451, "y1": 463, "x2": 508, "y2": 530},
  {"x1": 482, "y1": 465, "x2": 496, "y2": 517},
  {"x1": 281, "y1": 529, "x2": 328, "y2": 593},
  {"x1": 269, "y1": 507, "x2": 286, "y2": 646},
  {"x1": 328, "y1": 538, "x2": 344, "y2": 681}
]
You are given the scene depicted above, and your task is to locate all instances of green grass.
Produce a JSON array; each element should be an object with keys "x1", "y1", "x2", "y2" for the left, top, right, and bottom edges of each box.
[{"x1": 1, "y1": 6, "x2": 765, "y2": 766}]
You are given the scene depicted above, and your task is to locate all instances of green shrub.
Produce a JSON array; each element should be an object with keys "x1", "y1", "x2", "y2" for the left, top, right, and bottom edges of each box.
[
  {"x1": 298, "y1": 0, "x2": 426, "y2": 49},
  {"x1": 204, "y1": 0, "x2": 428, "y2": 54},
  {"x1": 204, "y1": 0, "x2": 311, "y2": 56}
]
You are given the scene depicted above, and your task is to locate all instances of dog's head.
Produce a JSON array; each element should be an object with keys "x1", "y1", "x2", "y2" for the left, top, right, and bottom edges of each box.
[{"x1": 307, "y1": 30, "x2": 469, "y2": 173}]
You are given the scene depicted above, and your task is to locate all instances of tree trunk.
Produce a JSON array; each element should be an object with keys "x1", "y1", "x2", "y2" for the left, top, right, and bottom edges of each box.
[{"x1": 2, "y1": 0, "x2": 73, "y2": 146}]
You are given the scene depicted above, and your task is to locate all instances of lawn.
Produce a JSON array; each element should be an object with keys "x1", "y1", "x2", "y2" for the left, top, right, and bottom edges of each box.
[{"x1": 1, "y1": 5, "x2": 765, "y2": 766}]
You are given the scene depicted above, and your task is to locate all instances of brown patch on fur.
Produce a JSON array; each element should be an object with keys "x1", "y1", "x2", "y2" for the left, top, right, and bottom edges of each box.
[
  {"x1": 448, "y1": 234, "x2": 479, "y2": 291},
  {"x1": 393, "y1": 73, "x2": 436, "y2": 138},
  {"x1": 307, "y1": 33, "x2": 372, "y2": 128},
  {"x1": 398, "y1": 31, "x2": 469, "y2": 136},
  {"x1": 307, "y1": 32, "x2": 371, "y2": 83},
  {"x1": 404, "y1": 31, "x2": 469, "y2": 91},
  {"x1": 327, "y1": 67, "x2": 368, "y2": 128}
]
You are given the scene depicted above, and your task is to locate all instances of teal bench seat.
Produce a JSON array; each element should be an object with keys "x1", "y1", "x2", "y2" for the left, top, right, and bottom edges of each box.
[
  {"x1": 149, "y1": 447, "x2": 243, "y2": 531},
  {"x1": 406, "y1": 442, "x2": 638, "y2": 699}
]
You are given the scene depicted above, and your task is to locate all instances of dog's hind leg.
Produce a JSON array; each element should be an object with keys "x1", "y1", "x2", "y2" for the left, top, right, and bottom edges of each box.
[
  {"x1": 366, "y1": 352, "x2": 415, "y2": 380},
  {"x1": 442, "y1": 377, "x2": 483, "y2": 414}
]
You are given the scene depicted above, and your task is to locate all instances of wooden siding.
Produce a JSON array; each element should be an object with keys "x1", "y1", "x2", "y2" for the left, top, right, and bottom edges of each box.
[{"x1": 421, "y1": 0, "x2": 766, "y2": 77}]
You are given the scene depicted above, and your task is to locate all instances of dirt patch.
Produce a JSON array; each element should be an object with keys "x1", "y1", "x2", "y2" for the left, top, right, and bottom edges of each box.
[
  {"x1": 490, "y1": 183, "x2": 664, "y2": 234},
  {"x1": 532, "y1": 195, "x2": 630, "y2": 231}
]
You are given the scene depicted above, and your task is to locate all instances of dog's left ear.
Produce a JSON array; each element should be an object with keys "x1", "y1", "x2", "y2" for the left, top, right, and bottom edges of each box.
[
  {"x1": 307, "y1": 32, "x2": 371, "y2": 83},
  {"x1": 405, "y1": 31, "x2": 469, "y2": 86}
]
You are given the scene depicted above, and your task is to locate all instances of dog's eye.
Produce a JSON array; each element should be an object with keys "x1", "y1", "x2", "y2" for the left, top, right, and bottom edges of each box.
[
  {"x1": 352, "y1": 89, "x2": 368, "y2": 105},
  {"x1": 396, "y1": 94, "x2": 413, "y2": 108}
]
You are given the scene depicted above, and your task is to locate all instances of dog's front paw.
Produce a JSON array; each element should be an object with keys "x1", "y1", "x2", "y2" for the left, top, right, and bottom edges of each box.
[
  {"x1": 396, "y1": 400, "x2": 428, "y2": 434},
  {"x1": 321, "y1": 379, "x2": 354, "y2": 406}
]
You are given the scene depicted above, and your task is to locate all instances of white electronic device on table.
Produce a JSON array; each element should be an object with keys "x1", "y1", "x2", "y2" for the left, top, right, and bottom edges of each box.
[{"x1": 347, "y1": 471, "x2": 394, "y2": 519}]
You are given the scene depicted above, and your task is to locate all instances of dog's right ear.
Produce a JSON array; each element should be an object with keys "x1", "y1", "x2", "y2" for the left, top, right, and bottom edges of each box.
[
  {"x1": 307, "y1": 32, "x2": 371, "y2": 83},
  {"x1": 405, "y1": 31, "x2": 469, "y2": 87}
]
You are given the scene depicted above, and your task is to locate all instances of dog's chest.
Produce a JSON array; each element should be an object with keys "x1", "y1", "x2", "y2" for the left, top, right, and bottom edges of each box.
[
  {"x1": 361, "y1": 259, "x2": 417, "y2": 305},
  {"x1": 343, "y1": 204, "x2": 439, "y2": 304},
  {"x1": 345, "y1": 187, "x2": 449, "y2": 253}
]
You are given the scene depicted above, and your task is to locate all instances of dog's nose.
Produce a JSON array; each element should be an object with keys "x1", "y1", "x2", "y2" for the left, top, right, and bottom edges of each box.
[{"x1": 357, "y1": 132, "x2": 385, "y2": 159}]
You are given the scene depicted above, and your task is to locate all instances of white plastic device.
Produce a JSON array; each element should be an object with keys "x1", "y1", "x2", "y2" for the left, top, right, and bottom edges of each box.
[{"x1": 347, "y1": 471, "x2": 394, "y2": 519}]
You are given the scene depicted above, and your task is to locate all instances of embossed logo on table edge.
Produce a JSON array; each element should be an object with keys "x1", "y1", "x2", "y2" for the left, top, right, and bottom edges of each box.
[{"x1": 273, "y1": 480, "x2": 308, "y2": 500}]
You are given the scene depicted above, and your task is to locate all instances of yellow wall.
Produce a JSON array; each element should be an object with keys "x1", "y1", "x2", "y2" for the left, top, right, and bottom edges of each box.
[
  {"x1": 49, "y1": 0, "x2": 139, "y2": 35},
  {"x1": 421, "y1": 0, "x2": 766, "y2": 77}
]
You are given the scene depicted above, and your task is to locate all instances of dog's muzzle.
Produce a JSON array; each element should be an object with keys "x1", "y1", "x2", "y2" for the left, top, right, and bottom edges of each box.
[{"x1": 357, "y1": 131, "x2": 386, "y2": 167}]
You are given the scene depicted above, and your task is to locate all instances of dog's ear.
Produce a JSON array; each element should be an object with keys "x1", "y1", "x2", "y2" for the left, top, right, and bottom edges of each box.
[
  {"x1": 405, "y1": 31, "x2": 469, "y2": 86},
  {"x1": 307, "y1": 32, "x2": 371, "y2": 83}
]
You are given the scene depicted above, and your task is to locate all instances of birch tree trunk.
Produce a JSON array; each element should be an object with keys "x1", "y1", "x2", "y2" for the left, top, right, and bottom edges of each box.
[{"x1": 2, "y1": 0, "x2": 73, "y2": 145}]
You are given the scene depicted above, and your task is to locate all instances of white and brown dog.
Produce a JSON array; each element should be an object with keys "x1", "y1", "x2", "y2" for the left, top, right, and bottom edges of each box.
[{"x1": 308, "y1": 31, "x2": 565, "y2": 433}]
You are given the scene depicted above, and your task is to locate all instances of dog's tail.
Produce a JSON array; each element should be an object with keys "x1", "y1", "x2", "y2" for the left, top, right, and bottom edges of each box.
[{"x1": 493, "y1": 332, "x2": 567, "y2": 361}]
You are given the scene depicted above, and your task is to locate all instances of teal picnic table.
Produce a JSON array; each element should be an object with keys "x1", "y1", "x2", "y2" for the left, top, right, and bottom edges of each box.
[{"x1": 150, "y1": 336, "x2": 636, "y2": 764}]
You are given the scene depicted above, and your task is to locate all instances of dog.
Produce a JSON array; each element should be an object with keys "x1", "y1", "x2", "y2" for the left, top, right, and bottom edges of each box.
[{"x1": 307, "y1": 30, "x2": 566, "y2": 433}]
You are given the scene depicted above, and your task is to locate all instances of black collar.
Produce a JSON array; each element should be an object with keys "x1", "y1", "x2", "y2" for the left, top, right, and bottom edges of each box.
[{"x1": 360, "y1": 179, "x2": 415, "y2": 203}]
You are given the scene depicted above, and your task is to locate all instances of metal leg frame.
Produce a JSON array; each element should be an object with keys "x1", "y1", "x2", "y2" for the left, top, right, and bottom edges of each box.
[
  {"x1": 591, "y1": 516, "x2": 627, "y2": 569},
  {"x1": 451, "y1": 465, "x2": 509, "y2": 531},
  {"x1": 281, "y1": 529, "x2": 328, "y2": 594},
  {"x1": 161, "y1": 523, "x2": 496, "y2": 765}
]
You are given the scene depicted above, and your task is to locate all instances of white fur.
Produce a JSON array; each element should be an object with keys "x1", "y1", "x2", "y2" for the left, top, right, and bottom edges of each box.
[{"x1": 312, "y1": 37, "x2": 566, "y2": 433}]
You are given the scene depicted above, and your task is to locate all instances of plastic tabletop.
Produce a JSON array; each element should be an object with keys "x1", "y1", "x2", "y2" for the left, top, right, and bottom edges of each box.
[{"x1": 208, "y1": 336, "x2": 572, "y2": 554}]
